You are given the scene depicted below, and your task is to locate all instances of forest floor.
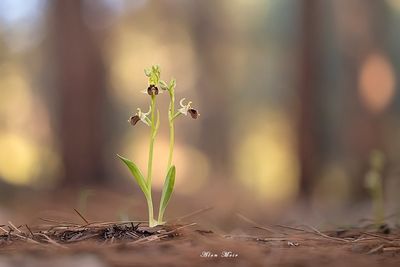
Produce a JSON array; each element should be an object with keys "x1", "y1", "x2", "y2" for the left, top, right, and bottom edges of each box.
[{"x1": 0, "y1": 212, "x2": 400, "y2": 267}]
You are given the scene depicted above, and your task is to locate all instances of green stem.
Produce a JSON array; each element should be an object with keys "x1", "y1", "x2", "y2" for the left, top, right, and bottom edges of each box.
[
  {"x1": 158, "y1": 90, "x2": 175, "y2": 224},
  {"x1": 167, "y1": 91, "x2": 175, "y2": 169},
  {"x1": 373, "y1": 180, "x2": 384, "y2": 226},
  {"x1": 147, "y1": 95, "x2": 157, "y2": 186},
  {"x1": 171, "y1": 112, "x2": 181, "y2": 121},
  {"x1": 146, "y1": 95, "x2": 157, "y2": 226},
  {"x1": 146, "y1": 195, "x2": 156, "y2": 227},
  {"x1": 158, "y1": 209, "x2": 165, "y2": 224}
]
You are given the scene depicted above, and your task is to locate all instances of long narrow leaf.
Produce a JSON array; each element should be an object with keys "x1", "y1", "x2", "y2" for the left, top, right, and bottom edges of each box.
[
  {"x1": 117, "y1": 154, "x2": 149, "y2": 196},
  {"x1": 159, "y1": 165, "x2": 176, "y2": 219}
]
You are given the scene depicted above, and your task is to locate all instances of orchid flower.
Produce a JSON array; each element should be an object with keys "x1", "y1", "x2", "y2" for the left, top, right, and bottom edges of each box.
[
  {"x1": 128, "y1": 106, "x2": 151, "y2": 126},
  {"x1": 178, "y1": 98, "x2": 199, "y2": 119}
]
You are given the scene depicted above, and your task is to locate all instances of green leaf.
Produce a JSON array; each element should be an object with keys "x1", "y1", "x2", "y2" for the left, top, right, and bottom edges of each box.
[
  {"x1": 117, "y1": 154, "x2": 149, "y2": 196},
  {"x1": 158, "y1": 165, "x2": 176, "y2": 220}
]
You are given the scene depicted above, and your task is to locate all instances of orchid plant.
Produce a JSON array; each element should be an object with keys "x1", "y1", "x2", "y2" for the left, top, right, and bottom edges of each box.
[{"x1": 118, "y1": 65, "x2": 199, "y2": 227}]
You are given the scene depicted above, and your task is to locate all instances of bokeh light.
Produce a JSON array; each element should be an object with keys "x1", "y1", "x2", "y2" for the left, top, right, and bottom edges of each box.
[
  {"x1": 358, "y1": 52, "x2": 396, "y2": 114},
  {"x1": 234, "y1": 110, "x2": 299, "y2": 203}
]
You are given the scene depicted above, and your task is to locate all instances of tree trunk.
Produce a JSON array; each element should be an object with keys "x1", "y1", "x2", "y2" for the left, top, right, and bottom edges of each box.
[
  {"x1": 297, "y1": 0, "x2": 321, "y2": 198},
  {"x1": 189, "y1": 1, "x2": 231, "y2": 177},
  {"x1": 51, "y1": 0, "x2": 106, "y2": 187}
]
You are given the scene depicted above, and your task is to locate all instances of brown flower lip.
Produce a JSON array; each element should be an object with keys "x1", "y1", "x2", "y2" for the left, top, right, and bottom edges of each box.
[
  {"x1": 188, "y1": 108, "x2": 199, "y2": 119},
  {"x1": 129, "y1": 115, "x2": 140, "y2": 126},
  {"x1": 147, "y1": 85, "x2": 159, "y2": 96}
]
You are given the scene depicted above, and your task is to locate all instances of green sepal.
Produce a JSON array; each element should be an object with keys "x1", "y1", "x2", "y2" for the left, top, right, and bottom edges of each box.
[{"x1": 159, "y1": 80, "x2": 169, "y2": 90}]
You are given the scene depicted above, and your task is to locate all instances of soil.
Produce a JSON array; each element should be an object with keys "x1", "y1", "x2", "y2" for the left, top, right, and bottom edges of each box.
[{"x1": 0, "y1": 215, "x2": 399, "y2": 267}]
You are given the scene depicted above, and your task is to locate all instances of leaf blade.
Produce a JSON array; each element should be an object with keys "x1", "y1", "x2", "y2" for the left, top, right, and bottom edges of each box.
[
  {"x1": 117, "y1": 154, "x2": 149, "y2": 196},
  {"x1": 158, "y1": 165, "x2": 176, "y2": 221}
]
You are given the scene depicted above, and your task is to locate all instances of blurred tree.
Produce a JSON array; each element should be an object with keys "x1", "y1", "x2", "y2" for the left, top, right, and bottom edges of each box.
[
  {"x1": 296, "y1": 0, "x2": 389, "y2": 201},
  {"x1": 50, "y1": 0, "x2": 106, "y2": 187},
  {"x1": 333, "y1": 0, "x2": 389, "y2": 200},
  {"x1": 189, "y1": 0, "x2": 231, "y2": 177},
  {"x1": 297, "y1": 0, "x2": 322, "y2": 199}
]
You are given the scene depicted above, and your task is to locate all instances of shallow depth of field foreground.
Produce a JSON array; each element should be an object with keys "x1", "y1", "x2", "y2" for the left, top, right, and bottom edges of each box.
[{"x1": 1, "y1": 1, "x2": 400, "y2": 266}]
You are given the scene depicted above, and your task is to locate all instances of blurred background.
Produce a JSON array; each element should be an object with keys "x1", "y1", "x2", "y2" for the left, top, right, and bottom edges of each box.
[{"x1": 0, "y1": 0, "x2": 400, "y2": 229}]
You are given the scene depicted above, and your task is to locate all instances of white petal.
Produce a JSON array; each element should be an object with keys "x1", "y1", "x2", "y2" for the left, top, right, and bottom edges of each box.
[
  {"x1": 178, "y1": 107, "x2": 188, "y2": 115},
  {"x1": 179, "y1": 98, "x2": 186, "y2": 107}
]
